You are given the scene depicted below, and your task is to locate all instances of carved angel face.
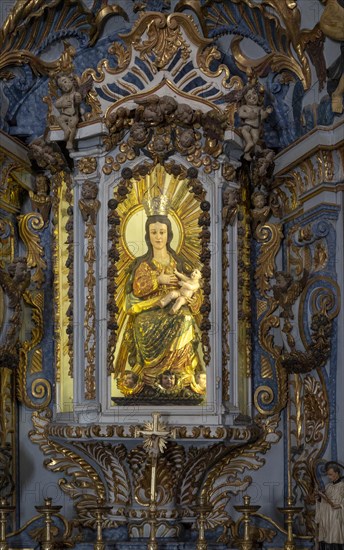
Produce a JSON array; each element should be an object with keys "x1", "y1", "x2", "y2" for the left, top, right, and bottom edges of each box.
[
  {"x1": 57, "y1": 75, "x2": 74, "y2": 93},
  {"x1": 191, "y1": 269, "x2": 201, "y2": 281},
  {"x1": 244, "y1": 88, "x2": 259, "y2": 106},
  {"x1": 8, "y1": 258, "x2": 28, "y2": 282},
  {"x1": 160, "y1": 371, "x2": 176, "y2": 389},
  {"x1": 81, "y1": 181, "x2": 98, "y2": 200},
  {"x1": 179, "y1": 129, "x2": 195, "y2": 149},
  {"x1": 123, "y1": 371, "x2": 138, "y2": 388},
  {"x1": 252, "y1": 192, "x2": 267, "y2": 208},
  {"x1": 36, "y1": 175, "x2": 49, "y2": 194},
  {"x1": 195, "y1": 372, "x2": 206, "y2": 390}
]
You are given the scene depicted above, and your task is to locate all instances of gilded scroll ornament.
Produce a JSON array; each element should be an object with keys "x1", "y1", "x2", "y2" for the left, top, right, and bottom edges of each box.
[
  {"x1": 196, "y1": 414, "x2": 281, "y2": 535},
  {"x1": 18, "y1": 213, "x2": 47, "y2": 289},
  {"x1": 289, "y1": 373, "x2": 329, "y2": 535},
  {"x1": 71, "y1": 442, "x2": 130, "y2": 526},
  {"x1": 16, "y1": 289, "x2": 51, "y2": 411},
  {"x1": 206, "y1": 0, "x2": 324, "y2": 90},
  {"x1": 30, "y1": 409, "x2": 106, "y2": 522},
  {"x1": 197, "y1": 46, "x2": 241, "y2": 90},
  {"x1": 132, "y1": 14, "x2": 190, "y2": 69},
  {"x1": 254, "y1": 223, "x2": 283, "y2": 297},
  {"x1": 280, "y1": 302, "x2": 337, "y2": 374},
  {"x1": 0, "y1": 0, "x2": 128, "y2": 79},
  {"x1": 121, "y1": 13, "x2": 210, "y2": 71},
  {"x1": 84, "y1": 42, "x2": 131, "y2": 83}
]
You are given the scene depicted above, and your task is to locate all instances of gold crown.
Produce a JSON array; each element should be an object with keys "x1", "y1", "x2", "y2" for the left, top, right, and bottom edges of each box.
[{"x1": 143, "y1": 195, "x2": 171, "y2": 216}]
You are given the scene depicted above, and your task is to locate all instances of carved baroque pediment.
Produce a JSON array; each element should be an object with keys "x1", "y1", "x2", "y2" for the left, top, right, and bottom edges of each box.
[{"x1": 85, "y1": 12, "x2": 243, "y2": 117}]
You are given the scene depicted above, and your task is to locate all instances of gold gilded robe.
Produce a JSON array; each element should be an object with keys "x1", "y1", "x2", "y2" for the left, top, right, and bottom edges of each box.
[{"x1": 124, "y1": 257, "x2": 201, "y2": 390}]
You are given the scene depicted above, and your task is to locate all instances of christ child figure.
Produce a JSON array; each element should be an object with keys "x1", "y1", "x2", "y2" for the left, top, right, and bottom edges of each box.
[{"x1": 159, "y1": 268, "x2": 202, "y2": 314}]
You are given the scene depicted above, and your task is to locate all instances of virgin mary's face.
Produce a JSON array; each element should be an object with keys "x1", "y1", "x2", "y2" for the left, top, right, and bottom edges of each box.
[{"x1": 149, "y1": 222, "x2": 168, "y2": 250}]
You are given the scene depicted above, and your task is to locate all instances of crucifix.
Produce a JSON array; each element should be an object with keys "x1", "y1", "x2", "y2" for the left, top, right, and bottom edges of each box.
[{"x1": 134, "y1": 412, "x2": 176, "y2": 550}]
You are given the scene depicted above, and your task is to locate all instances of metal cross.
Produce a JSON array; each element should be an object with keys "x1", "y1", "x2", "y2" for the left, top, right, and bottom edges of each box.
[{"x1": 134, "y1": 412, "x2": 176, "y2": 550}]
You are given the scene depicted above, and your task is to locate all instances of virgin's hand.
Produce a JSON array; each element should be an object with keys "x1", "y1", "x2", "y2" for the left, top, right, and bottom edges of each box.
[{"x1": 158, "y1": 272, "x2": 178, "y2": 285}]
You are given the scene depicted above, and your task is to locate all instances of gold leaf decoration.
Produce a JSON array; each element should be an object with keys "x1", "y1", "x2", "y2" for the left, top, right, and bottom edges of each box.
[
  {"x1": 257, "y1": 299, "x2": 268, "y2": 319},
  {"x1": 255, "y1": 223, "x2": 283, "y2": 297},
  {"x1": 261, "y1": 356, "x2": 273, "y2": 379},
  {"x1": 18, "y1": 213, "x2": 46, "y2": 289},
  {"x1": 206, "y1": 0, "x2": 323, "y2": 90},
  {"x1": 30, "y1": 348, "x2": 43, "y2": 374},
  {"x1": 30, "y1": 409, "x2": 106, "y2": 525}
]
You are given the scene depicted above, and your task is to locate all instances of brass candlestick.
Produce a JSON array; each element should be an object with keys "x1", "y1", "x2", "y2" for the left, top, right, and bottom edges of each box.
[
  {"x1": 278, "y1": 497, "x2": 302, "y2": 550},
  {"x1": 0, "y1": 498, "x2": 15, "y2": 550},
  {"x1": 193, "y1": 497, "x2": 212, "y2": 550},
  {"x1": 35, "y1": 497, "x2": 62, "y2": 550},
  {"x1": 92, "y1": 499, "x2": 112, "y2": 550},
  {"x1": 234, "y1": 495, "x2": 260, "y2": 550},
  {"x1": 147, "y1": 502, "x2": 158, "y2": 550}
]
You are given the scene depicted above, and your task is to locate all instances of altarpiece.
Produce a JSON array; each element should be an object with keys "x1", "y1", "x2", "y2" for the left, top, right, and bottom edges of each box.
[{"x1": 0, "y1": 1, "x2": 343, "y2": 547}]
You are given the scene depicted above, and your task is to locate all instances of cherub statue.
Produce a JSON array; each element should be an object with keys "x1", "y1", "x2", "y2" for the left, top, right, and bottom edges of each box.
[
  {"x1": 251, "y1": 189, "x2": 271, "y2": 234},
  {"x1": 252, "y1": 148, "x2": 275, "y2": 185},
  {"x1": 202, "y1": 109, "x2": 228, "y2": 157},
  {"x1": 174, "y1": 103, "x2": 195, "y2": 126},
  {"x1": 319, "y1": 0, "x2": 344, "y2": 113},
  {"x1": 237, "y1": 85, "x2": 273, "y2": 160},
  {"x1": 29, "y1": 138, "x2": 65, "y2": 173},
  {"x1": 159, "y1": 268, "x2": 202, "y2": 314},
  {"x1": 176, "y1": 128, "x2": 196, "y2": 154},
  {"x1": 223, "y1": 82, "x2": 273, "y2": 161},
  {"x1": 106, "y1": 107, "x2": 131, "y2": 136},
  {"x1": 135, "y1": 95, "x2": 163, "y2": 126},
  {"x1": 129, "y1": 122, "x2": 150, "y2": 146},
  {"x1": 54, "y1": 73, "x2": 92, "y2": 149},
  {"x1": 78, "y1": 180, "x2": 100, "y2": 225},
  {"x1": 135, "y1": 95, "x2": 177, "y2": 126},
  {"x1": 29, "y1": 174, "x2": 52, "y2": 224}
]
